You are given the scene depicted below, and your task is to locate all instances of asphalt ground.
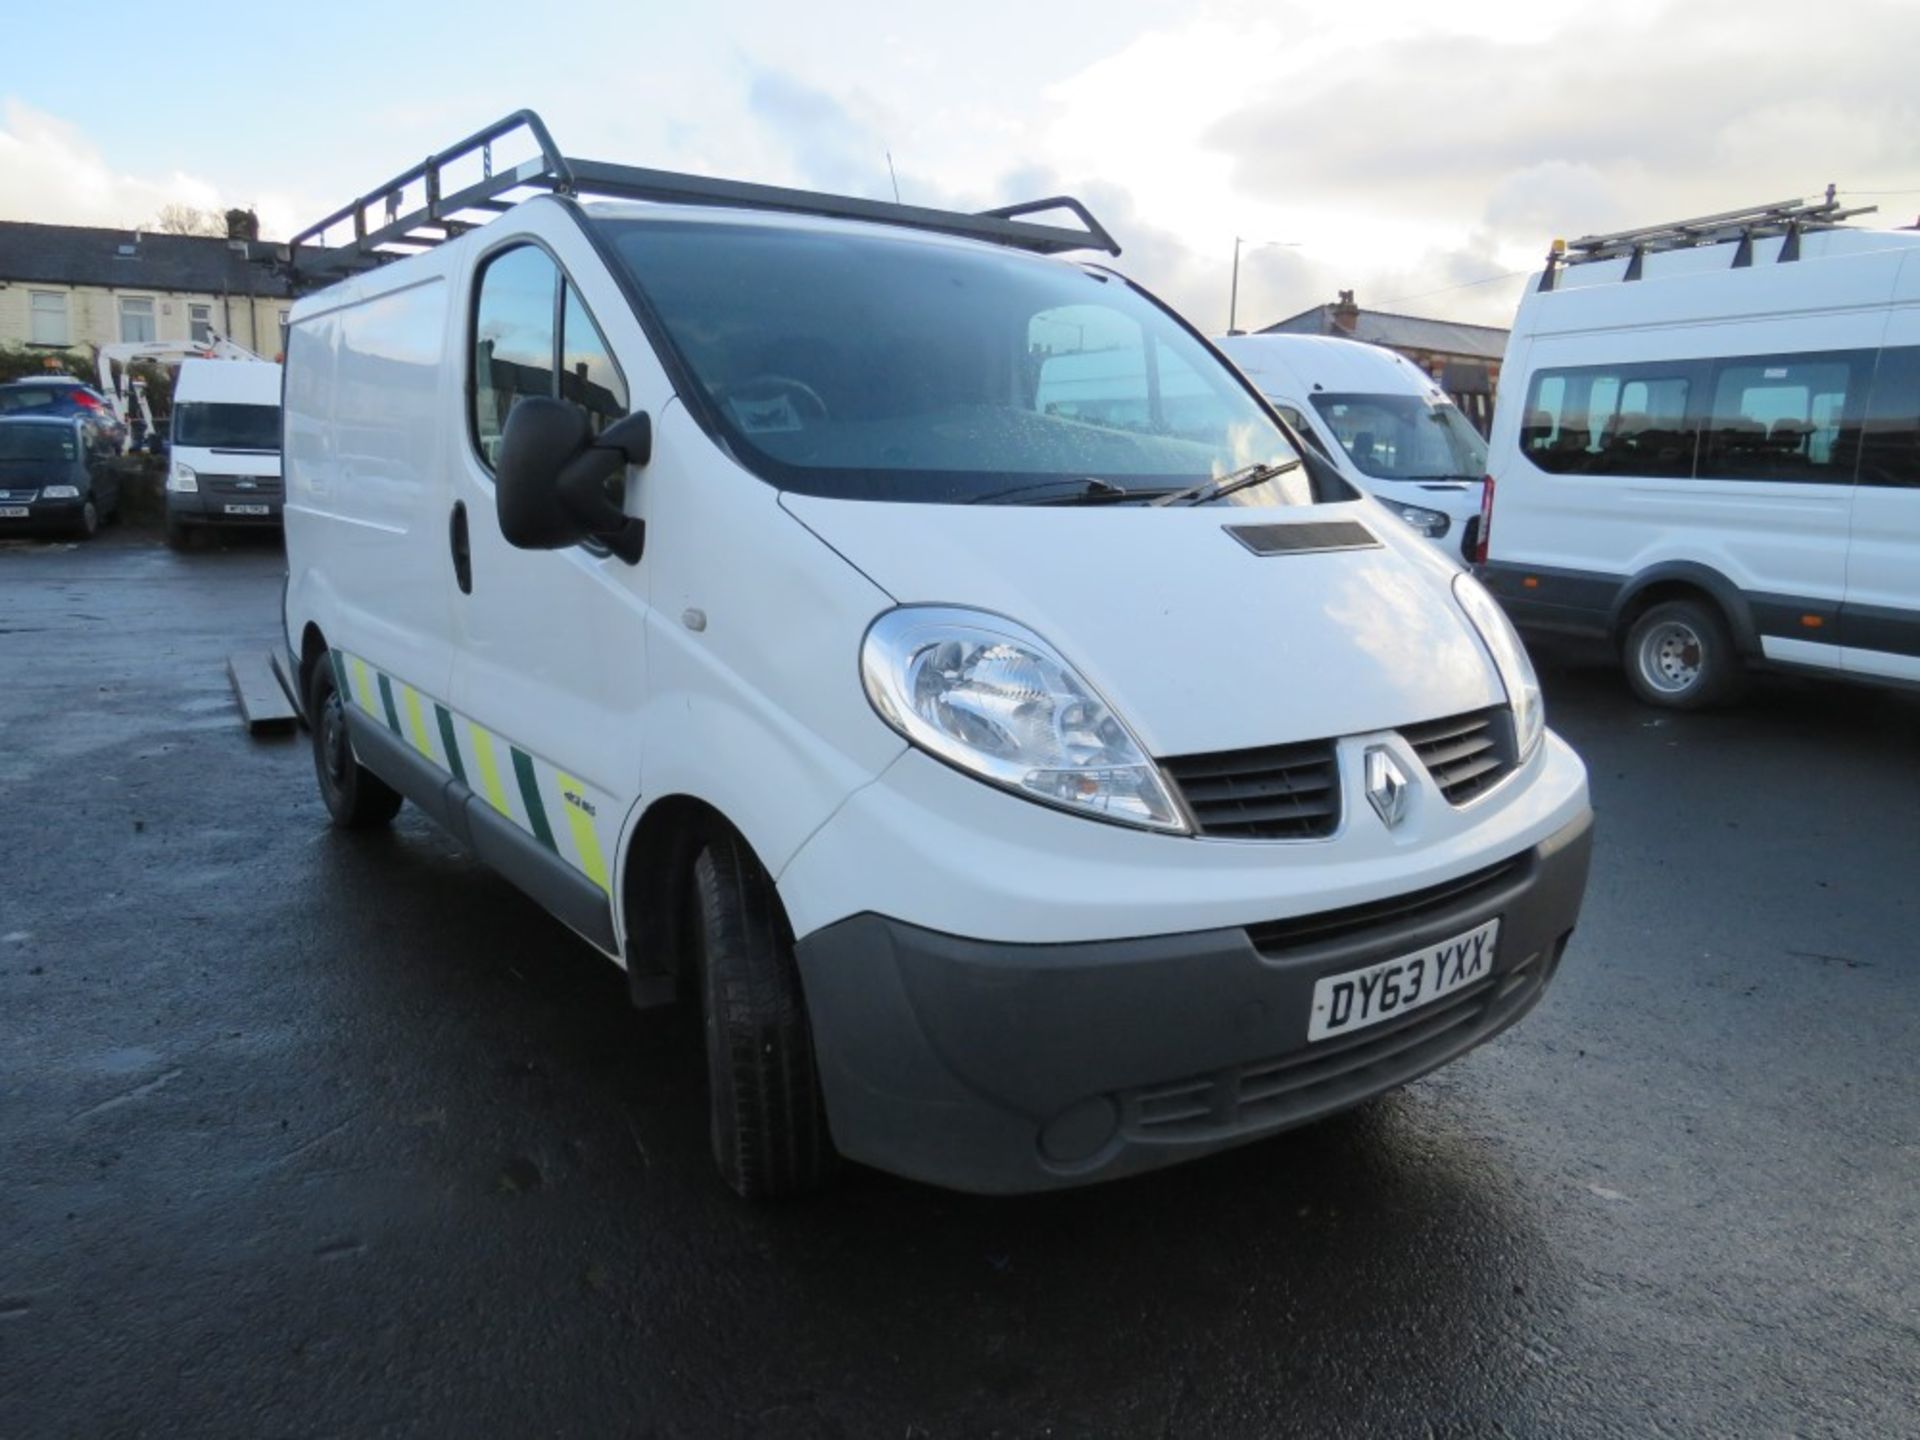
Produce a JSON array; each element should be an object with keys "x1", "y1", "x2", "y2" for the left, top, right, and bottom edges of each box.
[{"x1": 2, "y1": 526, "x2": 1916, "y2": 1439}]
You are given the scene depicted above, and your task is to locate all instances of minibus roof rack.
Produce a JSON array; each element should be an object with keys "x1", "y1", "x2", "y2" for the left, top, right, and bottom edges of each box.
[
  {"x1": 1538, "y1": 195, "x2": 1878, "y2": 290},
  {"x1": 275, "y1": 108, "x2": 1120, "y2": 289}
]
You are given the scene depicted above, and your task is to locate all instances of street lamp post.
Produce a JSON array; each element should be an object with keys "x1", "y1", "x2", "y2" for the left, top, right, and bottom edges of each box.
[{"x1": 1229, "y1": 236, "x2": 1301, "y2": 335}]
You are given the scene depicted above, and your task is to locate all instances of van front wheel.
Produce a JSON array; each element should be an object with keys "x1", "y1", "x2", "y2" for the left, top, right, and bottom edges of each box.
[
  {"x1": 693, "y1": 832, "x2": 834, "y2": 1199},
  {"x1": 307, "y1": 660, "x2": 403, "y2": 828},
  {"x1": 1624, "y1": 599, "x2": 1744, "y2": 710}
]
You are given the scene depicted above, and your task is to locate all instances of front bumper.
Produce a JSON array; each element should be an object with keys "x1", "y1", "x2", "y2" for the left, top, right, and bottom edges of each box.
[
  {"x1": 168, "y1": 490, "x2": 283, "y2": 527},
  {"x1": 796, "y1": 808, "x2": 1592, "y2": 1194},
  {"x1": 0, "y1": 498, "x2": 86, "y2": 531}
]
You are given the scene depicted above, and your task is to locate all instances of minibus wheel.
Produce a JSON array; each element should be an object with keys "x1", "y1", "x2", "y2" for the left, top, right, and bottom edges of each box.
[
  {"x1": 692, "y1": 831, "x2": 834, "y2": 1199},
  {"x1": 1624, "y1": 598, "x2": 1744, "y2": 709},
  {"x1": 307, "y1": 663, "x2": 404, "y2": 829}
]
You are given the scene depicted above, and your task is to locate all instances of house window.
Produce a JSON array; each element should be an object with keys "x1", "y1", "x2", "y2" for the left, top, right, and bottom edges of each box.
[
  {"x1": 189, "y1": 303, "x2": 213, "y2": 344},
  {"x1": 29, "y1": 291, "x2": 69, "y2": 346},
  {"x1": 119, "y1": 296, "x2": 156, "y2": 344}
]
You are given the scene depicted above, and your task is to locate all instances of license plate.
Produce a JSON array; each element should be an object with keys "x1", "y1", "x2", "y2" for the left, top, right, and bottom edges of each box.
[
  {"x1": 1307, "y1": 918, "x2": 1500, "y2": 1042},
  {"x1": 0, "y1": 506, "x2": 28, "y2": 518},
  {"x1": 223, "y1": 503, "x2": 271, "y2": 515}
]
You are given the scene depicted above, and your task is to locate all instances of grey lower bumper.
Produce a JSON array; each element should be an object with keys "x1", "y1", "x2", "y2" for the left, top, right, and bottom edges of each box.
[{"x1": 795, "y1": 809, "x2": 1593, "y2": 1194}]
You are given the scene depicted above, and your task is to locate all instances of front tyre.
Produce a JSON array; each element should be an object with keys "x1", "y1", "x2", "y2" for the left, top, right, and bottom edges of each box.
[
  {"x1": 72, "y1": 499, "x2": 99, "y2": 540},
  {"x1": 693, "y1": 832, "x2": 835, "y2": 1199},
  {"x1": 307, "y1": 658, "x2": 403, "y2": 829},
  {"x1": 1624, "y1": 598, "x2": 1744, "y2": 710}
]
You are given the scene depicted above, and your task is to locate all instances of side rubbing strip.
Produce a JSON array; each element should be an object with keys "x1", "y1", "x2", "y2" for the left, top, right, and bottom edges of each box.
[
  {"x1": 555, "y1": 770, "x2": 610, "y2": 894},
  {"x1": 401, "y1": 685, "x2": 435, "y2": 760},
  {"x1": 511, "y1": 748, "x2": 558, "y2": 852},
  {"x1": 351, "y1": 657, "x2": 380, "y2": 719},
  {"x1": 376, "y1": 673, "x2": 401, "y2": 735},
  {"x1": 435, "y1": 705, "x2": 469, "y2": 786},
  {"x1": 469, "y1": 725, "x2": 512, "y2": 815}
]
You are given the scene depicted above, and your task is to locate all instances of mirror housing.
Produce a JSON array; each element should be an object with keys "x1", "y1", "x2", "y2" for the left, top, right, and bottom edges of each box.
[{"x1": 495, "y1": 397, "x2": 649, "y2": 564}]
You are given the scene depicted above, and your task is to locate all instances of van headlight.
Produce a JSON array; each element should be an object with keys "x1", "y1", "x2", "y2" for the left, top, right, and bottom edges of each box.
[
  {"x1": 41, "y1": 485, "x2": 80, "y2": 499},
  {"x1": 167, "y1": 462, "x2": 198, "y2": 493},
  {"x1": 1453, "y1": 573, "x2": 1544, "y2": 761},
  {"x1": 861, "y1": 607, "x2": 1188, "y2": 833},
  {"x1": 1382, "y1": 499, "x2": 1450, "y2": 538}
]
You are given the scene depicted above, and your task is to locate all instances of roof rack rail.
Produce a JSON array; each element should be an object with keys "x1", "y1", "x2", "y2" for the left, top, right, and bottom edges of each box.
[
  {"x1": 275, "y1": 109, "x2": 1120, "y2": 290},
  {"x1": 1538, "y1": 195, "x2": 1877, "y2": 291}
]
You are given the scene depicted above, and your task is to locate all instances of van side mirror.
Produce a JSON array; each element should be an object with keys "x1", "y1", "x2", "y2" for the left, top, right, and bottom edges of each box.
[{"x1": 495, "y1": 397, "x2": 650, "y2": 564}]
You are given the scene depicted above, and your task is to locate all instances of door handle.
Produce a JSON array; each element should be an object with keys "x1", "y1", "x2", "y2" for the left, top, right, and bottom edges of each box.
[{"x1": 450, "y1": 501, "x2": 472, "y2": 594}]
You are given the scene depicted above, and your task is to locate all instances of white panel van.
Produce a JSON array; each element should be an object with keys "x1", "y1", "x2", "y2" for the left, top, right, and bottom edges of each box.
[
  {"x1": 1481, "y1": 203, "x2": 1920, "y2": 706},
  {"x1": 280, "y1": 113, "x2": 1591, "y2": 1197},
  {"x1": 1215, "y1": 334, "x2": 1488, "y2": 562},
  {"x1": 165, "y1": 357, "x2": 284, "y2": 547}
]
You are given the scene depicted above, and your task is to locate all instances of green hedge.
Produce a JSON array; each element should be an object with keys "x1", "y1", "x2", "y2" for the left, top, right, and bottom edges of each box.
[{"x1": 0, "y1": 346, "x2": 91, "y2": 384}]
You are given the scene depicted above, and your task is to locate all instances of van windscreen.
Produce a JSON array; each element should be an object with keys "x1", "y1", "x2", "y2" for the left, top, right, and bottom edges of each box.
[
  {"x1": 173, "y1": 402, "x2": 280, "y2": 452},
  {"x1": 1307, "y1": 393, "x2": 1488, "y2": 481},
  {"x1": 595, "y1": 218, "x2": 1309, "y2": 505}
]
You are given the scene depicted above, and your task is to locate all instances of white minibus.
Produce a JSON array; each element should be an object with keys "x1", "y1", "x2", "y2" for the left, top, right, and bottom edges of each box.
[
  {"x1": 1481, "y1": 201, "x2": 1920, "y2": 707},
  {"x1": 280, "y1": 112, "x2": 1591, "y2": 1197},
  {"x1": 1214, "y1": 334, "x2": 1488, "y2": 561},
  {"x1": 164, "y1": 358, "x2": 284, "y2": 547}
]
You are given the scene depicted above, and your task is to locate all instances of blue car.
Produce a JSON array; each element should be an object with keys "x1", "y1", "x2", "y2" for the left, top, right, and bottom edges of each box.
[
  {"x1": 0, "y1": 415, "x2": 123, "y2": 539},
  {"x1": 0, "y1": 377, "x2": 129, "y2": 452}
]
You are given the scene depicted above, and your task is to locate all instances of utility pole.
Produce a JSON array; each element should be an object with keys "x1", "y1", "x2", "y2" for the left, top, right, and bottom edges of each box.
[{"x1": 1229, "y1": 236, "x2": 1301, "y2": 335}]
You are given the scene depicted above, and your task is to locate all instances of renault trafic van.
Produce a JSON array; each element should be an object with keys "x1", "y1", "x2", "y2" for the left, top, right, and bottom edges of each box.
[
  {"x1": 165, "y1": 357, "x2": 284, "y2": 547},
  {"x1": 1216, "y1": 334, "x2": 1488, "y2": 561},
  {"x1": 281, "y1": 112, "x2": 1592, "y2": 1197},
  {"x1": 1481, "y1": 199, "x2": 1920, "y2": 707}
]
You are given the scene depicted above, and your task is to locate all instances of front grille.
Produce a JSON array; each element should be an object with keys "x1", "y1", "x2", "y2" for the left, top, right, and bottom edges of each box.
[
  {"x1": 1401, "y1": 706, "x2": 1515, "y2": 805},
  {"x1": 206, "y1": 475, "x2": 283, "y2": 496},
  {"x1": 0, "y1": 488, "x2": 38, "y2": 501},
  {"x1": 1245, "y1": 850, "x2": 1529, "y2": 956},
  {"x1": 1119, "y1": 952, "x2": 1549, "y2": 1144},
  {"x1": 1161, "y1": 738, "x2": 1340, "y2": 839}
]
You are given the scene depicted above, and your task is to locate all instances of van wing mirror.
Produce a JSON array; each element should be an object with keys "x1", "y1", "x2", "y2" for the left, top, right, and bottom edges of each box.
[{"x1": 495, "y1": 397, "x2": 648, "y2": 564}]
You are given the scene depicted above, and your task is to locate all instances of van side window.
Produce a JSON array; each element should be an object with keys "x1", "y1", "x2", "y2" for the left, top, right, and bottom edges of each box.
[
  {"x1": 560, "y1": 282, "x2": 628, "y2": 435},
  {"x1": 1699, "y1": 352, "x2": 1867, "y2": 484},
  {"x1": 1855, "y1": 345, "x2": 1919, "y2": 489},
  {"x1": 1521, "y1": 363, "x2": 1697, "y2": 477},
  {"x1": 472, "y1": 245, "x2": 559, "y2": 468}
]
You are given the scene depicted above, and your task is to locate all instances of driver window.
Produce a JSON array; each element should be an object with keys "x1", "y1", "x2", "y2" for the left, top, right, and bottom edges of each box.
[{"x1": 472, "y1": 245, "x2": 558, "y2": 468}]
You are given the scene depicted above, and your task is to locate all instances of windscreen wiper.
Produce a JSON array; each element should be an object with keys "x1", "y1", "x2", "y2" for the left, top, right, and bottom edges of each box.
[
  {"x1": 967, "y1": 476, "x2": 1141, "y2": 506},
  {"x1": 1150, "y1": 459, "x2": 1300, "y2": 507}
]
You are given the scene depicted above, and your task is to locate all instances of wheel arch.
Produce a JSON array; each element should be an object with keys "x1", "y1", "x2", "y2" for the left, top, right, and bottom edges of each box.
[
  {"x1": 1610, "y1": 563, "x2": 1759, "y2": 657},
  {"x1": 618, "y1": 792, "x2": 785, "y2": 1010},
  {"x1": 297, "y1": 622, "x2": 331, "y2": 709}
]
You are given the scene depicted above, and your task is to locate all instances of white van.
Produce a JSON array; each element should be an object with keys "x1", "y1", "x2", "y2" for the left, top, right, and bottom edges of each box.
[
  {"x1": 1215, "y1": 334, "x2": 1488, "y2": 561},
  {"x1": 280, "y1": 113, "x2": 1592, "y2": 1197},
  {"x1": 164, "y1": 358, "x2": 284, "y2": 546},
  {"x1": 1481, "y1": 200, "x2": 1920, "y2": 707}
]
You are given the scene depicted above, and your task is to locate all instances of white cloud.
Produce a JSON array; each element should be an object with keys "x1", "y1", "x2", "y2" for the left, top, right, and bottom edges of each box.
[{"x1": 0, "y1": 100, "x2": 229, "y2": 232}]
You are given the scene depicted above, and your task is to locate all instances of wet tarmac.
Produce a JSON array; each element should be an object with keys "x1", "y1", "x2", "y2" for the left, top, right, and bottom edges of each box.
[{"x1": 2, "y1": 527, "x2": 1916, "y2": 1437}]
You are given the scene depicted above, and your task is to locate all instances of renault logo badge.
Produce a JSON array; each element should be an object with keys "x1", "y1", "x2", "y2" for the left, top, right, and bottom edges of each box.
[{"x1": 1365, "y1": 747, "x2": 1410, "y2": 829}]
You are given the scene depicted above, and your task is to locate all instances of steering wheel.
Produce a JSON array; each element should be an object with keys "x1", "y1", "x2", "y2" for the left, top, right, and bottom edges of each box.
[{"x1": 719, "y1": 373, "x2": 830, "y2": 423}]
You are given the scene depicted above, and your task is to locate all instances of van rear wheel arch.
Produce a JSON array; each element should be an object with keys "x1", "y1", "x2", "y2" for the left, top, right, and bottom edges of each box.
[{"x1": 1610, "y1": 566, "x2": 1759, "y2": 658}]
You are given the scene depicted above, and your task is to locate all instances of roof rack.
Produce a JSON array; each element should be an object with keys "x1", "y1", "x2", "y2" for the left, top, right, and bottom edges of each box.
[
  {"x1": 1538, "y1": 195, "x2": 1877, "y2": 290},
  {"x1": 275, "y1": 109, "x2": 1120, "y2": 290}
]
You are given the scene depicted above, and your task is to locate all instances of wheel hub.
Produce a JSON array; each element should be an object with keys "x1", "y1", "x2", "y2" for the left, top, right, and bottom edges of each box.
[{"x1": 1642, "y1": 621, "x2": 1704, "y2": 692}]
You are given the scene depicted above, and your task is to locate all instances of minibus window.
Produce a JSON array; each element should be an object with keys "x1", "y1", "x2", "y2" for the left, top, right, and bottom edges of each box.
[
  {"x1": 1698, "y1": 353, "x2": 1867, "y2": 484},
  {"x1": 1859, "y1": 345, "x2": 1920, "y2": 488},
  {"x1": 597, "y1": 217, "x2": 1310, "y2": 506},
  {"x1": 1521, "y1": 362, "x2": 1698, "y2": 478}
]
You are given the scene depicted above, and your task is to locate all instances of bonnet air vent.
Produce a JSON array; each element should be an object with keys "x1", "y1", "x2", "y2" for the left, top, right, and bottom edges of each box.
[{"x1": 1225, "y1": 521, "x2": 1380, "y2": 556}]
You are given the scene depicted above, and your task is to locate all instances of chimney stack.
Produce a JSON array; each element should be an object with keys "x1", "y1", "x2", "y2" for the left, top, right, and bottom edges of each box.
[
  {"x1": 225, "y1": 207, "x2": 261, "y2": 242},
  {"x1": 1332, "y1": 289, "x2": 1360, "y2": 335}
]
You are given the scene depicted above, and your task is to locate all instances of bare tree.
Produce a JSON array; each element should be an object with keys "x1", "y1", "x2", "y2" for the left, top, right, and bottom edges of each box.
[{"x1": 153, "y1": 203, "x2": 226, "y2": 237}]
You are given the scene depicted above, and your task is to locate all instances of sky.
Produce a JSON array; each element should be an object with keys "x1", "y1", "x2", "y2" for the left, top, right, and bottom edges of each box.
[{"x1": 4, "y1": 0, "x2": 1918, "y2": 333}]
